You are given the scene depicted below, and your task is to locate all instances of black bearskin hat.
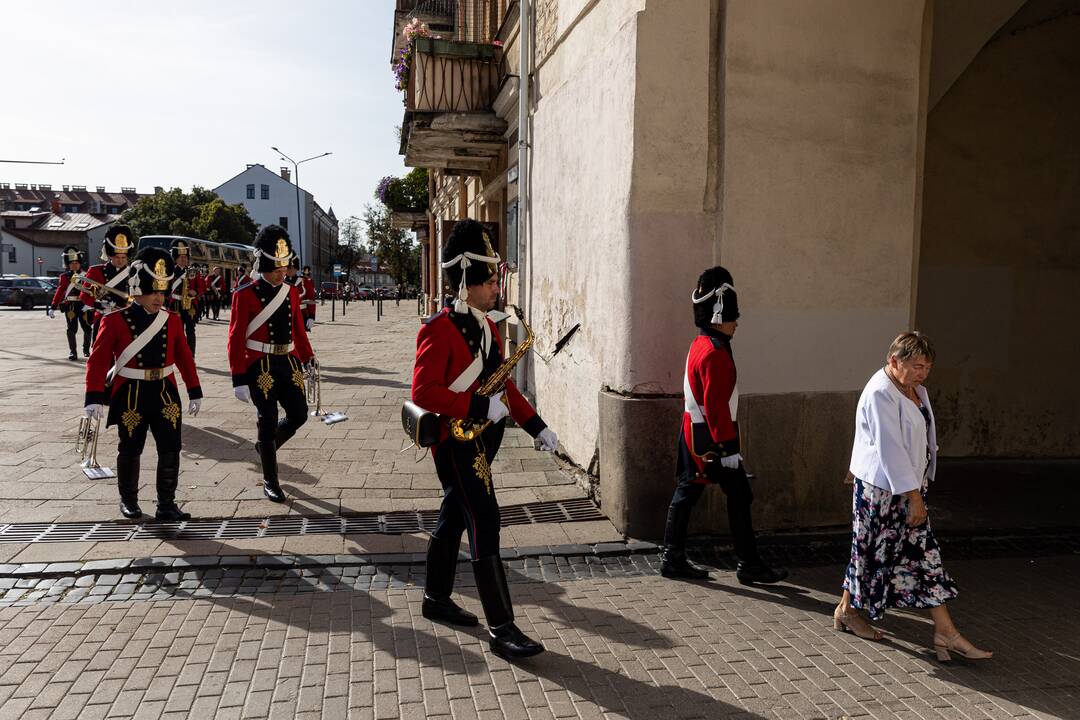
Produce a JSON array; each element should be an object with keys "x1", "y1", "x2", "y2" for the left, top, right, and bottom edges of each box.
[
  {"x1": 61, "y1": 245, "x2": 84, "y2": 267},
  {"x1": 442, "y1": 219, "x2": 499, "y2": 312},
  {"x1": 102, "y1": 224, "x2": 134, "y2": 259},
  {"x1": 302, "y1": 265, "x2": 312, "y2": 276},
  {"x1": 127, "y1": 247, "x2": 175, "y2": 297},
  {"x1": 289, "y1": 255, "x2": 300, "y2": 271},
  {"x1": 692, "y1": 266, "x2": 739, "y2": 329},
  {"x1": 253, "y1": 225, "x2": 294, "y2": 273},
  {"x1": 170, "y1": 238, "x2": 192, "y2": 260}
]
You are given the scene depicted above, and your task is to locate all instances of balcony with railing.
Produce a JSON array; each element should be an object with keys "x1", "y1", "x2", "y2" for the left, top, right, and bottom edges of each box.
[{"x1": 392, "y1": 0, "x2": 510, "y2": 174}]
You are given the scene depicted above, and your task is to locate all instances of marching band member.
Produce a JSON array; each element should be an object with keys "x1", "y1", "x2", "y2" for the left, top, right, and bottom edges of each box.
[
  {"x1": 80, "y1": 225, "x2": 132, "y2": 339},
  {"x1": 412, "y1": 219, "x2": 556, "y2": 660},
  {"x1": 84, "y1": 247, "x2": 202, "y2": 521},
  {"x1": 208, "y1": 266, "x2": 225, "y2": 320},
  {"x1": 301, "y1": 265, "x2": 317, "y2": 332},
  {"x1": 660, "y1": 266, "x2": 787, "y2": 585},
  {"x1": 47, "y1": 246, "x2": 93, "y2": 360},
  {"x1": 167, "y1": 239, "x2": 200, "y2": 355},
  {"x1": 227, "y1": 225, "x2": 314, "y2": 504}
]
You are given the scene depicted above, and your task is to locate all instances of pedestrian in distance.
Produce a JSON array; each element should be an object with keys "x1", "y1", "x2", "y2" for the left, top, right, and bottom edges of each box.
[
  {"x1": 660, "y1": 266, "x2": 788, "y2": 585},
  {"x1": 412, "y1": 218, "x2": 558, "y2": 661},
  {"x1": 834, "y1": 331, "x2": 991, "y2": 661},
  {"x1": 84, "y1": 246, "x2": 202, "y2": 521},
  {"x1": 47, "y1": 245, "x2": 93, "y2": 360}
]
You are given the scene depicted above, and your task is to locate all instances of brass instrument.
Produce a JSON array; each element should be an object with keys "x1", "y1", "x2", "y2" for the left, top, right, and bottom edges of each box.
[
  {"x1": 306, "y1": 359, "x2": 322, "y2": 414},
  {"x1": 181, "y1": 272, "x2": 191, "y2": 311},
  {"x1": 71, "y1": 274, "x2": 130, "y2": 305},
  {"x1": 449, "y1": 305, "x2": 534, "y2": 442},
  {"x1": 76, "y1": 416, "x2": 115, "y2": 479}
]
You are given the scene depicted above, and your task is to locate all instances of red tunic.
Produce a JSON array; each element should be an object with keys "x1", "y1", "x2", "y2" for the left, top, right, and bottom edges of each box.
[
  {"x1": 680, "y1": 330, "x2": 739, "y2": 476},
  {"x1": 412, "y1": 308, "x2": 544, "y2": 445},
  {"x1": 79, "y1": 262, "x2": 128, "y2": 323},
  {"x1": 227, "y1": 279, "x2": 314, "y2": 386},
  {"x1": 301, "y1": 277, "x2": 317, "y2": 320},
  {"x1": 50, "y1": 271, "x2": 80, "y2": 308},
  {"x1": 84, "y1": 308, "x2": 201, "y2": 406}
]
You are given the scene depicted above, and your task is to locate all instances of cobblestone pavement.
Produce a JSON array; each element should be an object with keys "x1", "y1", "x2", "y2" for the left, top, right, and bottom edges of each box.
[
  {"x1": 0, "y1": 305, "x2": 604, "y2": 564},
  {"x1": 0, "y1": 548, "x2": 1077, "y2": 720}
]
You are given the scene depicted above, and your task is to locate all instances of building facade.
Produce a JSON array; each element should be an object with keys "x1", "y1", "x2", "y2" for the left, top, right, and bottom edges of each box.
[
  {"x1": 389, "y1": 0, "x2": 1080, "y2": 537},
  {"x1": 214, "y1": 164, "x2": 339, "y2": 285}
]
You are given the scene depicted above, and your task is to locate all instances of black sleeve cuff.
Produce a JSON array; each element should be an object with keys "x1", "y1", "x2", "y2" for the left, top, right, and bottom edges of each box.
[
  {"x1": 521, "y1": 415, "x2": 547, "y2": 438},
  {"x1": 231, "y1": 374, "x2": 247, "y2": 388},
  {"x1": 468, "y1": 394, "x2": 489, "y2": 421},
  {"x1": 85, "y1": 391, "x2": 107, "y2": 406},
  {"x1": 718, "y1": 437, "x2": 741, "y2": 456},
  {"x1": 187, "y1": 386, "x2": 203, "y2": 400}
]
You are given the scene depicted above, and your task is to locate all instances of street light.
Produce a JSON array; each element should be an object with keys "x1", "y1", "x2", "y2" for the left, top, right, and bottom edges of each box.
[{"x1": 270, "y1": 147, "x2": 331, "y2": 269}]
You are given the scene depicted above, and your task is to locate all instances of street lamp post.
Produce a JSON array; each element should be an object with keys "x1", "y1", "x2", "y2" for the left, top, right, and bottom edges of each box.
[{"x1": 270, "y1": 147, "x2": 331, "y2": 272}]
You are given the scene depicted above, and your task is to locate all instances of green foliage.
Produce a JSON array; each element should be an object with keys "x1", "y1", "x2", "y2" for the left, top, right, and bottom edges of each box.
[
  {"x1": 363, "y1": 204, "x2": 420, "y2": 287},
  {"x1": 121, "y1": 187, "x2": 259, "y2": 245},
  {"x1": 333, "y1": 217, "x2": 368, "y2": 275},
  {"x1": 375, "y1": 168, "x2": 428, "y2": 212}
]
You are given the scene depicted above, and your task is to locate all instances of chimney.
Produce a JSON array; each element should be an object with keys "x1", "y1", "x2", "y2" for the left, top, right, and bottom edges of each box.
[
  {"x1": 280, "y1": 167, "x2": 291, "y2": 182},
  {"x1": 51, "y1": 199, "x2": 61, "y2": 214},
  {"x1": 96, "y1": 186, "x2": 106, "y2": 193},
  {"x1": 153, "y1": 186, "x2": 164, "y2": 194}
]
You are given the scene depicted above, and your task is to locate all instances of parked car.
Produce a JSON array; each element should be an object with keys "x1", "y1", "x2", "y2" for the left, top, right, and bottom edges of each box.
[
  {"x1": 320, "y1": 281, "x2": 342, "y2": 300},
  {"x1": 0, "y1": 277, "x2": 55, "y2": 310}
]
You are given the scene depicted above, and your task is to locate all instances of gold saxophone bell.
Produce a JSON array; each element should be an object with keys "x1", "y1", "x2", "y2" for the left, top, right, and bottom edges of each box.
[
  {"x1": 449, "y1": 305, "x2": 534, "y2": 442},
  {"x1": 76, "y1": 415, "x2": 115, "y2": 479}
]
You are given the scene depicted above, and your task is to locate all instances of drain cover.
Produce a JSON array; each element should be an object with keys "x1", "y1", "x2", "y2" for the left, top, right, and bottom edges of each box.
[{"x1": 0, "y1": 498, "x2": 604, "y2": 544}]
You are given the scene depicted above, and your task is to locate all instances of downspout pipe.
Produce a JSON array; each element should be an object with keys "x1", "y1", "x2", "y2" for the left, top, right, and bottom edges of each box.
[{"x1": 515, "y1": 0, "x2": 531, "y2": 391}]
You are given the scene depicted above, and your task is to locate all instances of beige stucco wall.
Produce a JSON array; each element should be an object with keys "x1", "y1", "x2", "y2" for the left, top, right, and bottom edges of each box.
[
  {"x1": 916, "y1": 0, "x2": 1080, "y2": 457},
  {"x1": 525, "y1": 0, "x2": 646, "y2": 466}
]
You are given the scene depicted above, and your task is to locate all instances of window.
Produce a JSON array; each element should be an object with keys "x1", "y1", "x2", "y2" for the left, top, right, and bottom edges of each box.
[
  {"x1": 15, "y1": 279, "x2": 35, "y2": 288},
  {"x1": 279, "y1": 217, "x2": 288, "y2": 229},
  {"x1": 261, "y1": 184, "x2": 270, "y2": 200},
  {"x1": 6, "y1": 246, "x2": 14, "y2": 264},
  {"x1": 246, "y1": 183, "x2": 255, "y2": 199}
]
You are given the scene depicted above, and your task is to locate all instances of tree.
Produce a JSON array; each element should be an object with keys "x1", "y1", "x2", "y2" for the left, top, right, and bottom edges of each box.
[
  {"x1": 333, "y1": 216, "x2": 367, "y2": 278},
  {"x1": 363, "y1": 204, "x2": 419, "y2": 288},
  {"x1": 121, "y1": 187, "x2": 259, "y2": 245}
]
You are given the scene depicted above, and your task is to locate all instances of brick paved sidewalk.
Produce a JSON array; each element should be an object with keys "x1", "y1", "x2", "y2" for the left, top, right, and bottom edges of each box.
[
  {"x1": 0, "y1": 305, "x2": 612, "y2": 564},
  {"x1": 0, "y1": 552, "x2": 1076, "y2": 720}
]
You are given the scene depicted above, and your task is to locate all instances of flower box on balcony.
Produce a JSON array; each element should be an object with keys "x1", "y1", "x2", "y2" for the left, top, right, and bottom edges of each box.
[{"x1": 408, "y1": 39, "x2": 502, "y2": 113}]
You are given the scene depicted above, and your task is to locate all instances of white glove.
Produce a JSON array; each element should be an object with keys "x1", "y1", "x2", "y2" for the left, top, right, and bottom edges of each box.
[
  {"x1": 485, "y1": 395, "x2": 509, "y2": 424},
  {"x1": 234, "y1": 386, "x2": 251, "y2": 404},
  {"x1": 305, "y1": 317, "x2": 314, "y2": 332},
  {"x1": 47, "y1": 308, "x2": 55, "y2": 319},
  {"x1": 720, "y1": 453, "x2": 742, "y2": 470},
  {"x1": 188, "y1": 398, "x2": 202, "y2": 416},
  {"x1": 536, "y1": 427, "x2": 558, "y2": 453},
  {"x1": 84, "y1": 404, "x2": 105, "y2": 420},
  {"x1": 83, "y1": 304, "x2": 95, "y2": 315}
]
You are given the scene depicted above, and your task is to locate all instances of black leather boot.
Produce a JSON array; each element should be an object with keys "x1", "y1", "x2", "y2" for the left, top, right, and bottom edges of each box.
[
  {"x1": 257, "y1": 441, "x2": 286, "y2": 503},
  {"x1": 735, "y1": 562, "x2": 789, "y2": 585},
  {"x1": 154, "y1": 451, "x2": 190, "y2": 522},
  {"x1": 422, "y1": 536, "x2": 478, "y2": 626},
  {"x1": 66, "y1": 331, "x2": 78, "y2": 361},
  {"x1": 472, "y1": 555, "x2": 544, "y2": 660},
  {"x1": 116, "y1": 454, "x2": 142, "y2": 519},
  {"x1": 660, "y1": 503, "x2": 710, "y2": 580}
]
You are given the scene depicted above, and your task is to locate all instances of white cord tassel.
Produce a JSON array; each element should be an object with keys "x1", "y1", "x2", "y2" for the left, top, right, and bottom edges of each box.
[
  {"x1": 691, "y1": 282, "x2": 733, "y2": 324},
  {"x1": 441, "y1": 250, "x2": 500, "y2": 314}
]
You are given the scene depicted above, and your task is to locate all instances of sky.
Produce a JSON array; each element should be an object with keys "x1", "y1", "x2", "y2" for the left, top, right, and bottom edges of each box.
[{"x1": 0, "y1": 1, "x2": 408, "y2": 229}]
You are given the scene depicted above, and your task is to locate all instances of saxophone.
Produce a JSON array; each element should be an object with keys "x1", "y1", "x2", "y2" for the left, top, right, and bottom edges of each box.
[
  {"x1": 449, "y1": 305, "x2": 534, "y2": 442},
  {"x1": 181, "y1": 272, "x2": 191, "y2": 312}
]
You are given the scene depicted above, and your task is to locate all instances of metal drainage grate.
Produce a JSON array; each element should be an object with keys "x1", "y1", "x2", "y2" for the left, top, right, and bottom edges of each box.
[{"x1": 0, "y1": 498, "x2": 604, "y2": 544}]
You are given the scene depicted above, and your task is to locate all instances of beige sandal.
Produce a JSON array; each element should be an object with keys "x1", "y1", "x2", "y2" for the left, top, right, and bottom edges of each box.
[
  {"x1": 833, "y1": 605, "x2": 884, "y2": 641},
  {"x1": 933, "y1": 632, "x2": 992, "y2": 661}
]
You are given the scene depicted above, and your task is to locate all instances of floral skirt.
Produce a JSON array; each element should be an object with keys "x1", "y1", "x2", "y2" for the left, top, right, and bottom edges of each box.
[{"x1": 843, "y1": 479, "x2": 958, "y2": 620}]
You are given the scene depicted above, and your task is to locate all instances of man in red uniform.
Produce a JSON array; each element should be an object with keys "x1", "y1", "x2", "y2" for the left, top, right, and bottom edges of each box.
[
  {"x1": 207, "y1": 266, "x2": 225, "y2": 320},
  {"x1": 166, "y1": 239, "x2": 201, "y2": 355},
  {"x1": 661, "y1": 266, "x2": 787, "y2": 585},
  {"x1": 80, "y1": 225, "x2": 133, "y2": 339},
  {"x1": 301, "y1": 266, "x2": 316, "y2": 331},
  {"x1": 85, "y1": 247, "x2": 202, "y2": 521},
  {"x1": 228, "y1": 225, "x2": 314, "y2": 503},
  {"x1": 47, "y1": 245, "x2": 92, "y2": 360},
  {"x1": 412, "y1": 219, "x2": 557, "y2": 660}
]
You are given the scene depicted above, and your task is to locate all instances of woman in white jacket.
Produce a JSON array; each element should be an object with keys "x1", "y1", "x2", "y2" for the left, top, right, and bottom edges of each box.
[{"x1": 833, "y1": 332, "x2": 991, "y2": 661}]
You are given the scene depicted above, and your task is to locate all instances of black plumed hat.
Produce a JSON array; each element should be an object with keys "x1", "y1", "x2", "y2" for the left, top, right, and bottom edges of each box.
[
  {"x1": 127, "y1": 247, "x2": 175, "y2": 297},
  {"x1": 61, "y1": 245, "x2": 84, "y2": 266},
  {"x1": 441, "y1": 219, "x2": 499, "y2": 312},
  {"x1": 170, "y1": 238, "x2": 192, "y2": 260},
  {"x1": 102, "y1": 224, "x2": 134, "y2": 259},
  {"x1": 253, "y1": 225, "x2": 294, "y2": 273},
  {"x1": 691, "y1": 266, "x2": 739, "y2": 328}
]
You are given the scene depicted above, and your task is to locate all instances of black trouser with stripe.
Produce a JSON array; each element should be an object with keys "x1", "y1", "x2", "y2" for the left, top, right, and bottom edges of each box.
[
  {"x1": 61, "y1": 304, "x2": 92, "y2": 355},
  {"x1": 107, "y1": 379, "x2": 184, "y2": 508},
  {"x1": 431, "y1": 421, "x2": 506, "y2": 560},
  {"x1": 246, "y1": 355, "x2": 309, "y2": 449}
]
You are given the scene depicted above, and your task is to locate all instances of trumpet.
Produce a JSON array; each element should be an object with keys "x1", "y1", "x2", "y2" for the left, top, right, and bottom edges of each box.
[
  {"x1": 72, "y1": 274, "x2": 131, "y2": 305},
  {"x1": 76, "y1": 415, "x2": 115, "y2": 479},
  {"x1": 305, "y1": 359, "x2": 322, "y2": 415}
]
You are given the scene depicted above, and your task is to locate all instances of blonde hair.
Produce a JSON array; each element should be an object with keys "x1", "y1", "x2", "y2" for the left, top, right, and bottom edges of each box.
[{"x1": 887, "y1": 331, "x2": 935, "y2": 364}]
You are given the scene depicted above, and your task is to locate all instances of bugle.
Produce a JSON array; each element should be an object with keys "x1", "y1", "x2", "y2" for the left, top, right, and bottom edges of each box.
[
  {"x1": 305, "y1": 360, "x2": 347, "y2": 425},
  {"x1": 76, "y1": 415, "x2": 115, "y2": 479}
]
